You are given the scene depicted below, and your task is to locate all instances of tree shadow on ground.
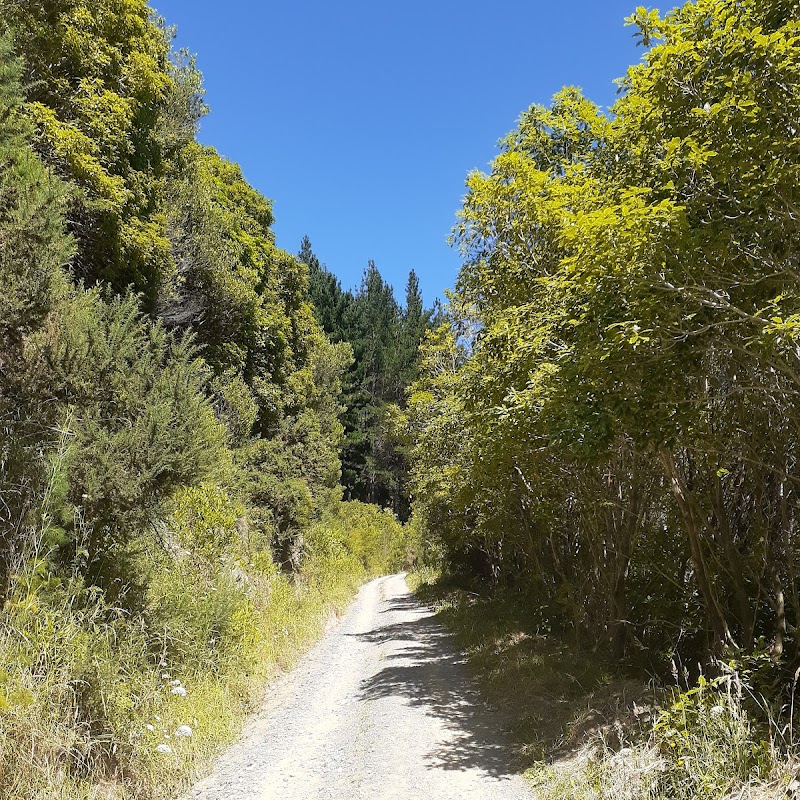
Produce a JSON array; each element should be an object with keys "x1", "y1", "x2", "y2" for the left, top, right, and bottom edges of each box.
[
  {"x1": 350, "y1": 593, "x2": 526, "y2": 779},
  {"x1": 409, "y1": 581, "x2": 654, "y2": 766}
]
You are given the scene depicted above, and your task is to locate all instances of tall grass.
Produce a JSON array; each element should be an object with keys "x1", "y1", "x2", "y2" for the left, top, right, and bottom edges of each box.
[
  {"x1": 0, "y1": 495, "x2": 406, "y2": 799},
  {"x1": 526, "y1": 676, "x2": 789, "y2": 800}
]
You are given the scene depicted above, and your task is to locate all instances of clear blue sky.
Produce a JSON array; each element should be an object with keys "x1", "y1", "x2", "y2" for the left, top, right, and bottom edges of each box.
[{"x1": 151, "y1": 0, "x2": 644, "y2": 307}]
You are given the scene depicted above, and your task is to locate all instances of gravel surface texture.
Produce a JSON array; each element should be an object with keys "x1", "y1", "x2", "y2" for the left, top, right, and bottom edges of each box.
[{"x1": 183, "y1": 573, "x2": 533, "y2": 800}]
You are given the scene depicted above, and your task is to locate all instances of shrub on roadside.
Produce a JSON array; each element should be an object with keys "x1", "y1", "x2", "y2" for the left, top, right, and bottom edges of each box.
[
  {"x1": 311, "y1": 500, "x2": 407, "y2": 576},
  {"x1": 0, "y1": 495, "x2": 405, "y2": 799},
  {"x1": 527, "y1": 679, "x2": 789, "y2": 800}
]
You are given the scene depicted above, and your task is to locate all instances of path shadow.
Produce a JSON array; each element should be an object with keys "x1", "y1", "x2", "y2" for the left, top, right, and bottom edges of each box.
[{"x1": 350, "y1": 592, "x2": 524, "y2": 780}]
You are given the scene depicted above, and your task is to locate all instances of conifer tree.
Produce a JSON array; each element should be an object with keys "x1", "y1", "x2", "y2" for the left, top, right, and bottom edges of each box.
[
  {"x1": 300, "y1": 234, "x2": 352, "y2": 341},
  {"x1": 299, "y1": 239, "x2": 433, "y2": 517},
  {"x1": 398, "y1": 270, "x2": 428, "y2": 387}
]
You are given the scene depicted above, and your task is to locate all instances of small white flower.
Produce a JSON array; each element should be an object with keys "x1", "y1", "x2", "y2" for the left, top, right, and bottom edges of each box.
[
  {"x1": 174, "y1": 725, "x2": 193, "y2": 738},
  {"x1": 171, "y1": 679, "x2": 182, "y2": 687},
  {"x1": 703, "y1": 102, "x2": 711, "y2": 113},
  {"x1": 155, "y1": 715, "x2": 161, "y2": 722},
  {"x1": 171, "y1": 686, "x2": 188, "y2": 697},
  {"x1": 145, "y1": 724, "x2": 155, "y2": 732},
  {"x1": 710, "y1": 705, "x2": 725, "y2": 717},
  {"x1": 154, "y1": 744, "x2": 172, "y2": 754},
  {"x1": 161, "y1": 673, "x2": 170, "y2": 680}
]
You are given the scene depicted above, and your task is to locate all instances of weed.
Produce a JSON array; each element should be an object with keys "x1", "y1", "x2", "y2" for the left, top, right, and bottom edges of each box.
[{"x1": 0, "y1": 499, "x2": 401, "y2": 799}]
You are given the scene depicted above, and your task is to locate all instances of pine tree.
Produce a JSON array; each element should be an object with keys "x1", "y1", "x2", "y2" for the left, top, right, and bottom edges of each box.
[
  {"x1": 299, "y1": 240, "x2": 433, "y2": 518},
  {"x1": 398, "y1": 270, "x2": 428, "y2": 389},
  {"x1": 299, "y1": 235, "x2": 352, "y2": 341}
]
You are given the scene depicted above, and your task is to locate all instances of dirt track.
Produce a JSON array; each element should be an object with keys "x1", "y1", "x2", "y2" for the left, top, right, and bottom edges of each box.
[{"x1": 184, "y1": 573, "x2": 532, "y2": 800}]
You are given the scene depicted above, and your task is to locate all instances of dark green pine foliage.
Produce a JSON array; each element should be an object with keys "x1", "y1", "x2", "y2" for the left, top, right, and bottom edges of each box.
[
  {"x1": 344, "y1": 261, "x2": 400, "y2": 508},
  {"x1": 398, "y1": 270, "x2": 427, "y2": 388},
  {"x1": 352, "y1": 261, "x2": 401, "y2": 404},
  {"x1": 300, "y1": 239, "x2": 433, "y2": 519},
  {"x1": 299, "y1": 235, "x2": 353, "y2": 342}
]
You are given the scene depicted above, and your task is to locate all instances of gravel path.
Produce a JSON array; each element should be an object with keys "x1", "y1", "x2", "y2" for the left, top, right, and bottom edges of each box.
[{"x1": 184, "y1": 573, "x2": 533, "y2": 800}]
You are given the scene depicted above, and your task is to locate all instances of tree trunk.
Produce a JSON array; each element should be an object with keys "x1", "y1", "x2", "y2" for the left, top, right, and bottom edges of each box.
[
  {"x1": 660, "y1": 447, "x2": 735, "y2": 653},
  {"x1": 711, "y1": 473, "x2": 753, "y2": 645}
]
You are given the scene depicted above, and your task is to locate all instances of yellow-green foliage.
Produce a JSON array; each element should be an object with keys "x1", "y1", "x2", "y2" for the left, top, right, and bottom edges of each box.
[
  {"x1": 406, "y1": 0, "x2": 800, "y2": 689},
  {"x1": 312, "y1": 500, "x2": 408, "y2": 577},
  {"x1": 167, "y1": 483, "x2": 243, "y2": 558},
  {"x1": 0, "y1": 0, "x2": 174, "y2": 302},
  {"x1": 647, "y1": 677, "x2": 778, "y2": 799},
  {"x1": 1, "y1": 553, "x2": 347, "y2": 797},
  {"x1": 0, "y1": 491, "x2": 407, "y2": 799},
  {"x1": 526, "y1": 679, "x2": 789, "y2": 800}
]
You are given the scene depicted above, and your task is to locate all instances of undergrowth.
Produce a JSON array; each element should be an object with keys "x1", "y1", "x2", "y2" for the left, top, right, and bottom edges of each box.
[
  {"x1": 411, "y1": 572, "x2": 797, "y2": 800},
  {"x1": 0, "y1": 496, "x2": 406, "y2": 799}
]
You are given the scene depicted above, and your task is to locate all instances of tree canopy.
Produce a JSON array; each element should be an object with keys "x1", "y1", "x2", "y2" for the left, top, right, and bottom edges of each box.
[{"x1": 407, "y1": 0, "x2": 800, "y2": 673}]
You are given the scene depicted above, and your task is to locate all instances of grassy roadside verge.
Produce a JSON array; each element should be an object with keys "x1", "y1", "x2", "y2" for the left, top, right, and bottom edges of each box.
[
  {"x1": 409, "y1": 570, "x2": 797, "y2": 800},
  {"x1": 0, "y1": 501, "x2": 405, "y2": 800}
]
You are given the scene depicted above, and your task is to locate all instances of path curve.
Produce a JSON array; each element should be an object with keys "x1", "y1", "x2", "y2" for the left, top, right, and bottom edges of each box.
[{"x1": 184, "y1": 573, "x2": 532, "y2": 800}]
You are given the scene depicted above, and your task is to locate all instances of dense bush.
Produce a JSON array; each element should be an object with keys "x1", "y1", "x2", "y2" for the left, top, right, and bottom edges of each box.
[
  {"x1": 0, "y1": 487, "x2": 401, "y2": 798},
  {"x1": 407, "y1": 0, "x2": 800, "y2": 682},
  {"x1": 0, "y1": 9, "x2": 407, "y2": 798}
]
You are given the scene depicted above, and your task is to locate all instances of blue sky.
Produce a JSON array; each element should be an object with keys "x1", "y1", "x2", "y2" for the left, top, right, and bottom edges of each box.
[{"x1": 151, "y1": 0, "x2": 645, "y2": 307}]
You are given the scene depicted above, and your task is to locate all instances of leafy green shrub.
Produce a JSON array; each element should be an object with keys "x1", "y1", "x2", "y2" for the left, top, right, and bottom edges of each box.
[
  {"x1": 524, "y1": 675, "x2": 787, "y2": 800},
  {"x1": 167, "y1": 484, "x2": 243, "y2": 559},
  {"x1": 144, "y1": 561, "x2": 251, "y2": 675},
  {"x1": 211, "y1": 372, "x2": 259, "y2": 445},
  {"x1": 0, "y1": 568, "x2": 152, "y2": 795},
  {"x1": 0, "y1": 509, "x2": 380, "y2": 800},
  {"x1": 24, "y1": 290, "x2": 226, "y2": 593},
  {"x1": 312, "y1": 500, "x2": 407, "y2": 576},
  {"x1": 651, "y1": 676, "x2": 776, "y2": 799},
  {"x1": 403, "y1": 511, "x2": 445, "y2": 572}
]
